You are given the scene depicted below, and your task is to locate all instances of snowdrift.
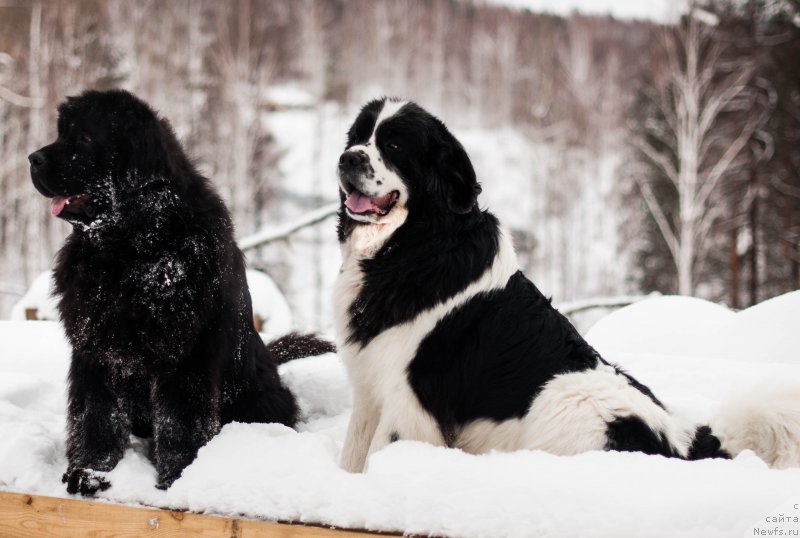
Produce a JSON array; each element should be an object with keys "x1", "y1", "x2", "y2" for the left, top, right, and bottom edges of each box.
[
  {"x1": 587, "y1": 292, "x2": 800, "y2": 364},
  {"x1": 246, "y1": 269, "x2": 293, "y2": 336},
  {"x1": 2, "y1": 293, "x2": 800, "y2": 537},
  {"x1": 9, "y1": 271, "x2": 60, "y2": 321}
]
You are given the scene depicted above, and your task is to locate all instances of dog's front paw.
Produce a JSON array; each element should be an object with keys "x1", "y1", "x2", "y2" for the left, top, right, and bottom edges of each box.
[
  {"x1": 155, "y1": 470, "x2": 181, "y2": 491},
  {"x1": 62, "y1": 468, "x2": 111, "y2": 496}
]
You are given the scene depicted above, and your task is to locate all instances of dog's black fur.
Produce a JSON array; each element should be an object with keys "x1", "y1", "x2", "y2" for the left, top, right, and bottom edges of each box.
[
  {"x1": 337, "y1": 98, "x2": 731, "y2": 463},
  {"x1": 29, "y1": 89, "x2": 333, "y2": 495}
]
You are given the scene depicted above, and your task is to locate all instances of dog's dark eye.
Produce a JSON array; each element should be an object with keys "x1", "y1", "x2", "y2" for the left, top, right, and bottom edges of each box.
[
  {"x1": 386, "y1": 142, "x2": 401, "y2": 151},
  {"x1": 78, "y1": 134, "x2": 92, "y2": 145}
]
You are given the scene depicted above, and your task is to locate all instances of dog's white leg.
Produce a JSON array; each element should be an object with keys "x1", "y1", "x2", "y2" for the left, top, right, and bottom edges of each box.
[
  {"x1": 340, "y1": 389, "x2": 380, "y2": 473},
  {"x1": 365, "y1": 394, "x2": 445, "y2": 467}
]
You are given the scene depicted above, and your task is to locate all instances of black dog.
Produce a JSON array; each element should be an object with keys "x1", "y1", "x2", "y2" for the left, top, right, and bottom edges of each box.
[
  {"x1": 334, "y1": 98, "x2": 800, "y2": 472},
  {"x1": 29, "y1": 89, "x2": 333, "y2": 495}
]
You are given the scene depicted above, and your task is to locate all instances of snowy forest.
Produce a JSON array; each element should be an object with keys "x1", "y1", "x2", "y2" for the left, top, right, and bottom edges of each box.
[{"x1": 0, "y1": 0, "x2": 798, "y2": 330}]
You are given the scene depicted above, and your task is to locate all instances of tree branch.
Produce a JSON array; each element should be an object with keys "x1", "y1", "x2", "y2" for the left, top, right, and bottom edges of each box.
[
  {"x1": 696, "y1": 115, "x2": 758, "y2": 209},
  {"x1": 238, "y1": 202, "x2": 339, "y2": 251},
  {"x1": 0, "y1": 85, "x2": 44, "y2": 108},
  {"x1": 633, "y1": 136, "x2": 680, "y2": 189},
  {"x1": 697, "y1": 67, "x2": 754, "y2": 139},
  {"x1": 632, "y1": 172, "x2": 680, "y2": 263}
]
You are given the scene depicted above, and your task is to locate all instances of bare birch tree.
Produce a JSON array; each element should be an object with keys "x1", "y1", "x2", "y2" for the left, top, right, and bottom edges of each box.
[{"x1": 632, "y1": 6, "x2": 759, "y2": 296}]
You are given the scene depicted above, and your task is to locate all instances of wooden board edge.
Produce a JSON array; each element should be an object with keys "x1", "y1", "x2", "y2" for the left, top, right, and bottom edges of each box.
[{"x1": 0, "y1": 490, "x2": 392, "y2": 538}]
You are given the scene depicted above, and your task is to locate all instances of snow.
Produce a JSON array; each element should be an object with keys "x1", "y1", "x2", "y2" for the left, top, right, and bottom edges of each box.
[
  {"x1": 586, "y1": 295, "x2": 736, "y2": 359},
  {"x1": 2, "y1": 293, "x2": 800, "y2": 537},
  {"x1": 246, "y1": 269, "x2": 293, "y2": 337},
  {"x1": 587, "y1": 293, "x2": 800, "y2": 364},
  {"x1": 9, "y1": 271, "x2": 59, "y2": 321},
  {"x1": 485, "y1": 0, "x2": 687, "y2": 23}
]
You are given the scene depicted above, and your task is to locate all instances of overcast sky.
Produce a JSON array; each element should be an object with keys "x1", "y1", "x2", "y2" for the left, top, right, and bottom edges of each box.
[{"x1": 486, "y1": 0, "x2": 688, "y2": 22}]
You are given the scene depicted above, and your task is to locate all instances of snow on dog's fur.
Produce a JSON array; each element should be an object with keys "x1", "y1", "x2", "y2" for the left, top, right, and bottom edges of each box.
[
  {"x1": 334, "y1": 97, "x2": 800, "y2": 472},
  {"x1": 29, "y1": 89, "x2": 333, "y2": 495}
]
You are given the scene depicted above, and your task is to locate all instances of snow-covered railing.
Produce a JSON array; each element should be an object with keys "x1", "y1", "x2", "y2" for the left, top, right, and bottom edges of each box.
[
  {"x1": 238, "y1": 202, "x2": 339, "y2": 251},
  {"x1": 555, "y1": 294, "x2": 659, "y2": 316}
]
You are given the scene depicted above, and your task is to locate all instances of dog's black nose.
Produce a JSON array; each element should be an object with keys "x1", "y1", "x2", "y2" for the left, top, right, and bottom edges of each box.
[
  {"x1": 339, "y1": 150, "x2": 367, "y2": 169},
  {"x1": 29, "y1": 151, "x2": 46, "y2": 168}
]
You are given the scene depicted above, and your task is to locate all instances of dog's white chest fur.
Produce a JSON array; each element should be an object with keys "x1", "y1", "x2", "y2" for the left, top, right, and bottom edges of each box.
[
  {"x1": 333, "y1": 207, "x2": 408, "y2": 345},
  {"x1": 334, "y1": 207, "x2": 413, "y2": 392}
]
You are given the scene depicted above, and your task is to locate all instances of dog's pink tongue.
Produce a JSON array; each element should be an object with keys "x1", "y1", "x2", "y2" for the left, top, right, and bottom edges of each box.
[
  {"x1": 50, "y1": 196, "x2": 68, "y2": 217},
  {"x1": 345, "y1": 191, "x2": 374, "y2": 214}
]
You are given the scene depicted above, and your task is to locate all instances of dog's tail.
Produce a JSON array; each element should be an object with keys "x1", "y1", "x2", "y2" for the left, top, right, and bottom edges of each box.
[
  {"x1": 687, "y1": 385, "x2": 800, "y2": 469},
  {"x1": 265, "y1": 332, "x2": 336, "y2": 364}
]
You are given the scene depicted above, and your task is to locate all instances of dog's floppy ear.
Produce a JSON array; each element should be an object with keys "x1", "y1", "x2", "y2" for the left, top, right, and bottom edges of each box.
[
  {"x1": 120, "y1": 107, "x2": 186, "y2": 184},
  {"x1": 436, "y1": 139, "x2": 481, "y2": 214},
  {"x1": 127, "y1": 113, "x2": 169, "y2": 176}
]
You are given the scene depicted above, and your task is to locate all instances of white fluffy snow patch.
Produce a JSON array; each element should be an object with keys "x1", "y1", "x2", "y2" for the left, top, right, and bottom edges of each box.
[
  {"x1": 485, "y1": 0, "x2": 684, "y2": 23},
  {"x1": 2, "y1": 291, "x2": 800, "y2": 537},
  {"x1": 717, "y1": 291, "x2": 800, "y2": 364},
  {"x1": 586, "y1": 295, "x2": 735, "y2": 359},
  {"x1": 0, "y1": 321, "x2": 70, "y2": 390},
  {"x1": 246, "y1": 269, "x2": 293, "y2": 337},
  {"x1": 9, "y1": 271, "x2": 59, "y2": 321},
  {"x1": 587, "y1": 292, "x2": 800, "y2": 364}
]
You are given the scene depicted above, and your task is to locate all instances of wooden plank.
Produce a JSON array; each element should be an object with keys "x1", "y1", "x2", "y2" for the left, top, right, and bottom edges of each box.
[{"x1": 0, "y1": 491, "x2": 385, "y2": 538}]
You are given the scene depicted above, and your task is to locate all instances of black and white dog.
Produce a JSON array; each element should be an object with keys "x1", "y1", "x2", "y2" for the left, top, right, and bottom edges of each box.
[{"x1": 334, "y1": 98, "x2": 800, "y2": 473}]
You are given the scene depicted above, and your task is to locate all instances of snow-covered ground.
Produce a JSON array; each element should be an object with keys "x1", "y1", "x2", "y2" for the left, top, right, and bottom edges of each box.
[{"x1": 1, "y1": 294, "x2": 800, "y2": 537}]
